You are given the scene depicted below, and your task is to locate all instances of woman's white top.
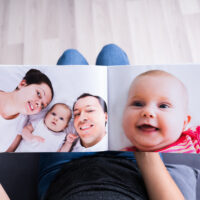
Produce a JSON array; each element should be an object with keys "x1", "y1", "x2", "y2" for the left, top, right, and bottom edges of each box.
[{"x1": 0, "y1": 114, "x2": 28, "y2": 152}]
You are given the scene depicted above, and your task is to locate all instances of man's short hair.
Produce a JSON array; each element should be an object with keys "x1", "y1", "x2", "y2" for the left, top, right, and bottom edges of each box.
[{"x1": 73, "y1": 93, "x2": 107, "y2": 113}]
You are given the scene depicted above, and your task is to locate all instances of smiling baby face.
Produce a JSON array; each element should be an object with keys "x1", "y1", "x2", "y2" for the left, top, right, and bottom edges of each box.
[{"x1": 122, "y1": 70, "x2": 190, "y2": 151}]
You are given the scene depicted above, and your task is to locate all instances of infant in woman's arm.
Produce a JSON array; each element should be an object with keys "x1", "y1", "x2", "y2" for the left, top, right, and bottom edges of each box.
[{"x1": 16, "y1": 103, "x2": 77, "y2": 152}]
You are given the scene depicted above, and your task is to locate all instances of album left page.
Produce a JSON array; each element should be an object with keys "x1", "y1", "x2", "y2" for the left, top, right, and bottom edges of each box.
[{"x1": 0, "y1": 65, "x2": 108, "y2": 152}]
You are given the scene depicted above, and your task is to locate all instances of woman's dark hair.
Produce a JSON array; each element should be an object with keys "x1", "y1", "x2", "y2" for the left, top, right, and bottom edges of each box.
[
  {"x1": 73, "y1": 93, "x2": 107, "y2": 113},
  {"x1": 23, "y1": 69, "x2": 54, "y2": 98}
]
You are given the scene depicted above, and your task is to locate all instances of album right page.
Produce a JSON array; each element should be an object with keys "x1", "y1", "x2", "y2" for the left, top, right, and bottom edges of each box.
[{"x1": 108, "y1": 65, "x2": 200, "y2": 153}]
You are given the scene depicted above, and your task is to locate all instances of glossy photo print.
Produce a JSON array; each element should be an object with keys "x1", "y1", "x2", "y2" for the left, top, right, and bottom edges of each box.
[
  {"x1": 108, "y1": 65, "x2": 200, "y2": 153},
  {"x1": 0, "y1": 66, "x2": 108, "y2": 152}
]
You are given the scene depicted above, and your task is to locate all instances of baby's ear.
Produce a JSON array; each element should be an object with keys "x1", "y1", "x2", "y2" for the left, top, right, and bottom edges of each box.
[
  {"x1": 18, "y1": 79, "x2": 27, "y2": 89},
  {"x1": 183, "y1": 115, "x2": 191, "y2": 130}
]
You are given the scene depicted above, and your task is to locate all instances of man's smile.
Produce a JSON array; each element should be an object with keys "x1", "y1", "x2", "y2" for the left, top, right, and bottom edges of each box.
[{"x1": 79, "y1": 124, "x2": 94, "y2": 131}]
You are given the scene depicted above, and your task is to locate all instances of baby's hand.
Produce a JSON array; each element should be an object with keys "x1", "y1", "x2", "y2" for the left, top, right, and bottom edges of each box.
[
  {"x1": 33, "y1": 136, "x2": 45, "y2": 143},
  {"x1": 66, "y1": 133, "x2": 78, "y2": 143}
]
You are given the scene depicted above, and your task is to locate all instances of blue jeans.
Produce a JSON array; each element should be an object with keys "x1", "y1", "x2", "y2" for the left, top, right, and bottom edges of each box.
[{"x1": 57, "y1": 44, "x2": 130, "y2": 66}]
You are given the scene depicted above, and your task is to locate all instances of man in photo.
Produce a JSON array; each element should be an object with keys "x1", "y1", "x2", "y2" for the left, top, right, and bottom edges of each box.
[{"x1": 60, "y1": 93, "x2": 108, "y2": 152}]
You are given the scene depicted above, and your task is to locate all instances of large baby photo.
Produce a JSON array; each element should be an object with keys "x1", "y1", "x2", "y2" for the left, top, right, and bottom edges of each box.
[
  {"x1": 0, "y1": 66, "x2": 108, "y2": 152},
  {"x1": 108, "y1": 65, "x2": 200, "y2": 153}
]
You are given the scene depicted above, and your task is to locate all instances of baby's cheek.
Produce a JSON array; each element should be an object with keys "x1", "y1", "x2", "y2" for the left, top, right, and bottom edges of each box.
[
  {"x1": 122, "y1": 114, "x2": 129, "y2": 134},
  {"x1": 165, "y1": 124, "x2": 182, "y2": 142},
  {"x1": 123, "y1": 108, "x2": 132, "y2": 123},
  {"x1": 123, "y1": 122, "x2": 134, "y2": 140}
]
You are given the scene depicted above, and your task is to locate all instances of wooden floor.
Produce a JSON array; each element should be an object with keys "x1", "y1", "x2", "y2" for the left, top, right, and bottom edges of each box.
[{"x1": 0, "y1": 0, "x2": 200, "y2": 65}]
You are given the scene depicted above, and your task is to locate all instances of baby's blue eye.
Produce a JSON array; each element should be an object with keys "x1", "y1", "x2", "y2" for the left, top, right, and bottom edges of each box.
[
  {"x1": 52, "y1": 112, "x2": 56, "y2": 116},
  {"x1": 132, "y1": 101, "x2": 143, "y2": 107},
  {"x1": 60, "y1": 117, "x2": 64, "y2": 120},
  {"x1": 159, "y1": 104, "x2": 169, "y2": 109}
]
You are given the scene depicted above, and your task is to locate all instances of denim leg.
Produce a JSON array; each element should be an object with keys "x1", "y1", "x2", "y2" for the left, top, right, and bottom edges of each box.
[
  {"x1": 96, "y1": 44, "x2": 130, "y2": 66},
  {"x1": 57, "y1": 49, "x2": 89, "y2": 65}
]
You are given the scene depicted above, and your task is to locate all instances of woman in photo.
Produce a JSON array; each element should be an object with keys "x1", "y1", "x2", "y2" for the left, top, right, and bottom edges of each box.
[{"x1": 0, "y1": 69, "x2": 54, "y2": 152}]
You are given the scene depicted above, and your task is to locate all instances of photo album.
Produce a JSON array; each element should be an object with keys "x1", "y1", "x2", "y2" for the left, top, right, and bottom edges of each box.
[{"x1": 1, "y1": 65, "x2": 200, "y2": 153}]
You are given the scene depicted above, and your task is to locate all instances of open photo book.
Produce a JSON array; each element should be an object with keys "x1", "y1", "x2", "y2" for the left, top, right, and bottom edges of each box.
[{"x1": 1, "y1": 65, "x2": 200, "y2": 153}]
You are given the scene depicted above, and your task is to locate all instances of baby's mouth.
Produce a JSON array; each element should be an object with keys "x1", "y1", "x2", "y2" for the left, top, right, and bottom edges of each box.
[
  {"x1": 52, "y1": 121, "x2": 56, "y2": 125},
  {"x1": 137, "y1": 124, "x2": 159, "y2": 132}
]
